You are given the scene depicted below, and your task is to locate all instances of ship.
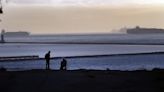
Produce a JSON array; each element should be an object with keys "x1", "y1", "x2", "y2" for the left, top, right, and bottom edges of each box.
[
  {"x1": 3, "y1": 31, "x2": 30, "y2": 37},
  {"x1": 127, "y1": 26, "x2": 164, "y2": 34}
]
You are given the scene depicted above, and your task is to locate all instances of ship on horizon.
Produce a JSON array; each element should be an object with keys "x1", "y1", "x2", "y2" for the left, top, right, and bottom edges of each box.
[
  {"x1": 1, "y1": 30, "x2": 30, "y2": 37},
  {"x1": 127, "y1": 26, "x2": 164, "y2": 34}
]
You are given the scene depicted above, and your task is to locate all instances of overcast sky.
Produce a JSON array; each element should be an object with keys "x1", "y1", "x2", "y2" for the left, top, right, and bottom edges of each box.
[
  {"x1": 6, "y1": 0, "x2": 164, "y2": 5},
  {"x1": 0, "y1": 0, "x2": 164, "y2": 34}
]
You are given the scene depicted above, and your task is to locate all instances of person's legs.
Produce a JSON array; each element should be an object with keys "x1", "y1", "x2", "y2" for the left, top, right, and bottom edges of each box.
[
  {"x1": 46, "y1": 61, "x2": 48, "y2": 69},
  {"x1": 47, "y1": 60, "x2": 50, "y2": 69},
  {"x1": 46, "y1": 60, "x2": 49, "y2": 69},
  {"x1": 62, "y1": 65, "x2": 66, "y2": 70},
  {"x1": 64, "y1": 66, "x2": 67, "y2": 70},
  {"x1": 60, "y1": 65, "x2": 64, "y2": 70}
]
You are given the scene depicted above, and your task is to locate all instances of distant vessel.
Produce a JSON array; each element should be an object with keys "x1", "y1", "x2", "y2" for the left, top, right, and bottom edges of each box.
[
  {"x1": 4, "y1": 31, "x2": 30, "y2": 37},
  {"x1": 127, "y1": 26, "x2": 164, "y2": 34}
]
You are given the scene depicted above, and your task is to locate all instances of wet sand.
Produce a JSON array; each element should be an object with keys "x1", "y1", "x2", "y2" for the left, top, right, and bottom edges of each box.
[{"x1": 0, "y1": 69, "x2": 164, "y2": 92}]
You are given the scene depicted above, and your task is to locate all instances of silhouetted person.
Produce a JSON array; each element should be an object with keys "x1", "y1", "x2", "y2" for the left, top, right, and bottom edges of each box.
[
  {"x1": 60, "y1": 58, "x2": 67, "y2": 70},
  {"x1": 45, "y1": 51, "x2": 51, "y2": 70}
]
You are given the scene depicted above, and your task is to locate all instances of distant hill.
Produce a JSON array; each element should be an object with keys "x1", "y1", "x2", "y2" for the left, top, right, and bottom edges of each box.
[{"x1": 127, "y1": 26, "x2": 164, "y2": 34}]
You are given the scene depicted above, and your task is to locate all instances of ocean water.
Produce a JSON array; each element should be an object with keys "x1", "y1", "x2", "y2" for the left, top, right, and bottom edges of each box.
[
  {"x1": 1, "y1": 43, "x2": 164, "y2": 58},
  {"x1": 1, "y1": 54, "x2": 164, "y2": 71},
  {"x1": 5, "y1": 34, "x2": 164, "y2": 44},
  {"x1": 1, "y1": 34, "x2": 164, "y2": 71}
]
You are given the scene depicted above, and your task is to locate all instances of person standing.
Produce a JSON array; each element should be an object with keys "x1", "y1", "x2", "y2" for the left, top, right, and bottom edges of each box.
[{"x1": 45, "y1": 51, "x2": 51, "y2": 70}]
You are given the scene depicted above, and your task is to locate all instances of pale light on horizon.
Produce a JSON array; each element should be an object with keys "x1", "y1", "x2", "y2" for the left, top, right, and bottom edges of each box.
[{"x1": 0, "y1": 0, "x2": 164, "y2": 34}]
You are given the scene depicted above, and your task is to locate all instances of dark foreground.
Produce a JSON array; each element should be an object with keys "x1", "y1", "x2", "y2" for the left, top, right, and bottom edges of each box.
[{"x1": 0, "y1": 69, "x2": 164, "y2": 92}]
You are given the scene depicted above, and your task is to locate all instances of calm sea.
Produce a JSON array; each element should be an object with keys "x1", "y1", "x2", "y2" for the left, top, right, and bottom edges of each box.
[{"x1": 1, "y1": 34, "x2": 164, "y2": 71}]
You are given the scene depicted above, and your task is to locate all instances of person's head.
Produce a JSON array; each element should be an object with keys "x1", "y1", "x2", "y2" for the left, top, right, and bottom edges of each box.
[
  {"x1": 48, "y1": 51, "x2": 51, "y2": 54},
  {"x1": 62, "y1": 58, "x2": 66, "y2": 61}
]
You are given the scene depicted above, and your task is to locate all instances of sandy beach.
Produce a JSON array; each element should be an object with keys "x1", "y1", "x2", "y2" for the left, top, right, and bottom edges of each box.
[{"x1": 0, "y1": 69, "x2": 164, "y2": 92}]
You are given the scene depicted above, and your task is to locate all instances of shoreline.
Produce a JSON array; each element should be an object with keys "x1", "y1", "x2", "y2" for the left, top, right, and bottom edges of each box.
[
  {"x1": 1, "y1": 51, "x2": 164, "y2": 62},
  {"x1": 0, "y1": 69, "x2": 163, "y2": 92},
  {"x1": 3, "y1": 41, "x2": 164, "y2": 45}
]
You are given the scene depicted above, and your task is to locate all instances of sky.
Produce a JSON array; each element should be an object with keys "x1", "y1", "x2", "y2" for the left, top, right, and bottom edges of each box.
[{"x1": 0, "y1": 0, "x2": 164, "y2": 34}]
